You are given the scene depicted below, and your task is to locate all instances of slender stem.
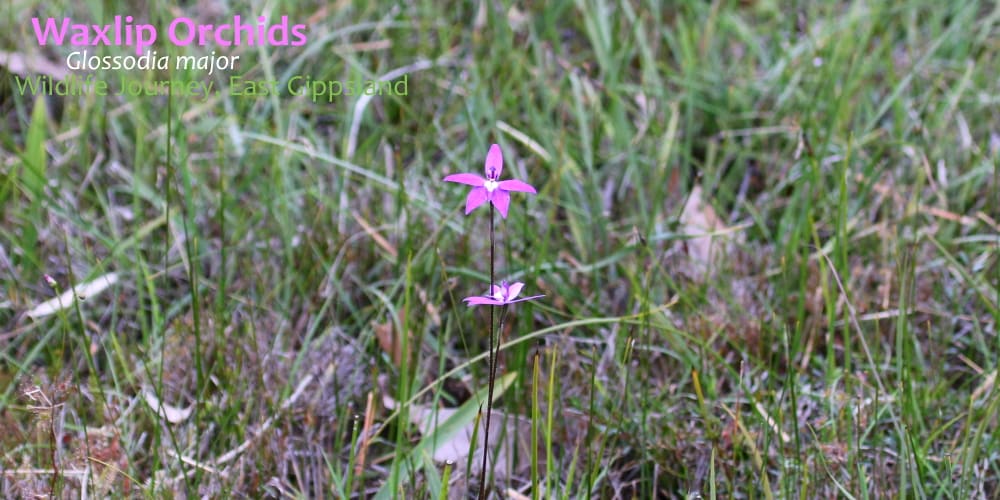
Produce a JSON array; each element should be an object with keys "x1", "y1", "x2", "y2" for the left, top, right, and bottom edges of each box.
[
  {"x1": 479, "y1": 205, "x2": 496, "y2": 500},
  {"x1": 490, "y1": 307, "x2": 509, "y2": 405},
  {"x1": 481, "y1": 305, "x2": 510, "y2": 498}
]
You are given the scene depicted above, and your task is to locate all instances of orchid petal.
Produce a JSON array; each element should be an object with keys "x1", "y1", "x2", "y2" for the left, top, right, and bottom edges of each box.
[
  {"x1": 463, "y1": 296, "x2": 504, "y2": 306},
  {"x1": 465, "y1": 186, "x2": 488, "y2": 214},
  {"x1": 444, "y1": 173, "x2": 486, "y2": 186},
  {"x1": 491, "y1": 190, "x2": 511, "y2": 219},
  {"x1": 462, "y1": 281, "x2": 543, "y2": 307},
  {"x1": 498, "y1": 179, "x2": 537, "y2": 194},
  {"x1": 506, "y1": 282, "x2": 525, "y2": 301},
  {"x1": 484, "y1": 144, "x2": 503, "y2": 180},
  {"x1": 507, "y1": 294, "x2": 545, "y2": 304}
]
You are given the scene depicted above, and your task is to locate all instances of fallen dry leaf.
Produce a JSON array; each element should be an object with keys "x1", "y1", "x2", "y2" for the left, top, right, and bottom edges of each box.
[
  {"x1": 0, "y1": 50, "x2": 68, "y2": 79},
  {"x1": 26, "y1": 272, "x2": 119, "y2": 319},
  {"x1": 143, "y1": 390, "x2": 194, "y2": 424},
  {"x1": 354, "y1": 391, "x2": 376, "y2": 477},
  {"x1": 678, "y1": 186, "x2": 743, "y2": 281},
  {"x1": 382, "y1": 375, "x2": 533, "y2": 479},
  {"x1": 372, "y1": 309, "x2": 412, "y2": 366},
  {"x1": 352, "y1": 210, "x2": 397, "y2": 259},
  {"x1": 971, "y1": 370, "x2": 996, "y2": 404}
]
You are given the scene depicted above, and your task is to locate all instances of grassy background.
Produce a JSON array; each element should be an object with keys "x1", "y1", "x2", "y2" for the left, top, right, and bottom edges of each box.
[{"x1": 2, "y1": 0, "x2": 998, "y2": 497}]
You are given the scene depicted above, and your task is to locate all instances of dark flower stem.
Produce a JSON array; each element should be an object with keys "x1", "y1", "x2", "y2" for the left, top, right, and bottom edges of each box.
[
  {"x1": 479, "y1": 204, "x2": 497, "y2": 500},
  {"x1": 490, "y1": 306, "x2": 509, "y2": 408}
]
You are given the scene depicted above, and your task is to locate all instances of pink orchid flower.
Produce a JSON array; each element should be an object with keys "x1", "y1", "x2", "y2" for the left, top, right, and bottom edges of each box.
[
  {"x1": 462, "y1": 281, "x2": 544, "y2": 307},
  {"x1": 443, "y1": 144, "x2": 537, "y2": 218}
]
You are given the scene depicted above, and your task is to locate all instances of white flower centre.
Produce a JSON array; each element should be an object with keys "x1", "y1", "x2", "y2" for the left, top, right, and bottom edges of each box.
[
  {"x1": 489, "y1": 285, "x2": 508, "y2": 302},
  {"x1": 484, "y1": 180, "x2": 498, "y2": 192}
]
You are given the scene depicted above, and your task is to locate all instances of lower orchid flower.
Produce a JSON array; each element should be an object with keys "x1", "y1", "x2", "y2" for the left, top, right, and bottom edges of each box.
[{"x1": 462, "y1": 280, "x2": 543, "y2": 307}]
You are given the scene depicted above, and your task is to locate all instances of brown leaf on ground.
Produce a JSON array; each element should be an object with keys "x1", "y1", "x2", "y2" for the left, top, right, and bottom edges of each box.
[
  {"x1": 381, "y1": 392, "x2": 534, "y2": 480},
  {"x1": 143, "y1": 390, "x2": 194, "y2": 424},
  {"x1": 0, "y1": 50, "x2": 68, "y2": 79},
  {"x1": 26, "y1": 273, "x2": 119, "y2": 320},
  {"x1": 372, "y1": 309, "x2": 412, "y2": 366},
  {"x1": 678, "y1": 186, "x2": 744, "y2": 281}
]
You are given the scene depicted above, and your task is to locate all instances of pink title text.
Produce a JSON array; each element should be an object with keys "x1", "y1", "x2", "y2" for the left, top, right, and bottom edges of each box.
[{"x1": 31, "y1": 15, "x2": 307, "y2": 55}]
